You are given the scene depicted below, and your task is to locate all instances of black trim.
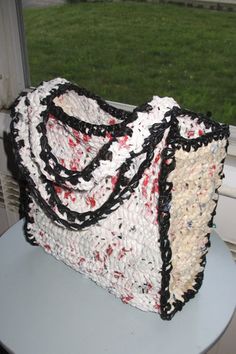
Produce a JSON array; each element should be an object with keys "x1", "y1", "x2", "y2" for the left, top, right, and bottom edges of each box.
[
  {"x1": 11, "y1": 81, "x2": 170, "y2": 230},
  {"x1": 37, "y1": 83, "x2": 155, "y2": 186},
  {"x1": 39, "y1": 82, "x2": 133, "y2": 186}
]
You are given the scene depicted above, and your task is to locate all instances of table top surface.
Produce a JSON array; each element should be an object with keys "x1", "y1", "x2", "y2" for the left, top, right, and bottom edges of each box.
[{"x1": 0, "y1": 220, "x2": 235, "y2": 354}]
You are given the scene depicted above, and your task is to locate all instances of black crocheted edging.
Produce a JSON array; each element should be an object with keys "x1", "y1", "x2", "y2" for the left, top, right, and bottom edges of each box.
[
  {"x1": 23, "y1": 192, "x2": 38, "y2": 245},
  {"x1": 9, "y1": 95, "x2": 38, "y2": 245},
  {"x1": 158, "y1": 107, "x2": 229, "y2": 320},
  {"x1": 38, "y1": 82, "x2": 132, "y2": 186},
  {"x1": 11, "y1": 86, "x2": 170, "y2": 231},
  {"x1": 38, "y1": 82, "x2": 153, "y2": 186}
]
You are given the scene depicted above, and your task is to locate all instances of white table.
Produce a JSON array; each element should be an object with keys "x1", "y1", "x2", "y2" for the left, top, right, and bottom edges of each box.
[{"x1": 0, "y1": 220, "x2": 235, "y2": 354}]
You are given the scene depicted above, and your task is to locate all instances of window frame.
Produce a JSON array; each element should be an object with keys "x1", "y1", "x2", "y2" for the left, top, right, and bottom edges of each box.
[{"x1": 0, "y1": 0, "x2": 30, "y2": 109}]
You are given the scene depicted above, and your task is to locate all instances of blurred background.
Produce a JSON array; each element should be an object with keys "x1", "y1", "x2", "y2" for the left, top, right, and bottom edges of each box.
[{"x1": 22, "y1": 0, "x2": 236, "y2": 125}]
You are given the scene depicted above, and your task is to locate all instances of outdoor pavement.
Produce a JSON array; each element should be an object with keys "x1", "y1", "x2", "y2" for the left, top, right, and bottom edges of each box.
[
  {"x1": 22, "y1": 0, "x2": 236, "y2": 9},
  {"x1": 22, "y1": 0, "x2": 66, "y2": 8}
]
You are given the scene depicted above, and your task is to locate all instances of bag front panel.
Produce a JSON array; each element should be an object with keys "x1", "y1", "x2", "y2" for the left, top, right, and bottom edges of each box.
[
  {"x1": 29, "y1": 191, "x2": 163, "y2": 313},
  {"x1": 26, "y1": 132, "x2": 172, "y2": 313}
]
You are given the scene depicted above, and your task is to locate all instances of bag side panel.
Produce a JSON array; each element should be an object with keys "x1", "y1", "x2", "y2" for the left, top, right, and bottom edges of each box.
[{"x1": 160, "y1": 137, "x2": 228, "y2": 319}]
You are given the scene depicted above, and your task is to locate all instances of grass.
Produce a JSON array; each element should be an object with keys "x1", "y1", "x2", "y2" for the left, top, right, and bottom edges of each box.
[{"x1": 23, "y1": 2, "x2": 236, "y2": 124}]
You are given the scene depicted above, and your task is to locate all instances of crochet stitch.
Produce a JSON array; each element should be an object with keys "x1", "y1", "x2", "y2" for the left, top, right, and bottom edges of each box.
[{"x1": 11, "y1": 78, "x2": 229, "y2": 320}]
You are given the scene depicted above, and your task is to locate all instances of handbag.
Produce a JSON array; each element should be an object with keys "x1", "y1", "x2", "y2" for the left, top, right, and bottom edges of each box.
[{"x1": 11, "y1": 78, "x2": 229, "y2": 320}]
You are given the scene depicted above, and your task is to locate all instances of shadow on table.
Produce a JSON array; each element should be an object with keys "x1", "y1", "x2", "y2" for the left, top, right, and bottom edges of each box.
[{"x1": 0, "y1": 340, "x2": 14, "y2": 354}]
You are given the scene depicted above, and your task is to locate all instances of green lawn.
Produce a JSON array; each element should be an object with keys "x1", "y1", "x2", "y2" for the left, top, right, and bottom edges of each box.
[{"x1": 23, "y1": 2, "x2": 236, "y2": 124}]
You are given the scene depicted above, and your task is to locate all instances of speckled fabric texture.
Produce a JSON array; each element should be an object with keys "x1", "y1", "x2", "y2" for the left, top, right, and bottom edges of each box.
[{"x1": 11, "y1": 78, "x2": 229, "y2": 319}]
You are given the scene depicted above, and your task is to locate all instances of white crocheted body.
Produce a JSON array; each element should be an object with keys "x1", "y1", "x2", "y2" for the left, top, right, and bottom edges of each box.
[
  {"x1": 30, "y1": 196, "x2": 162, "y2": 312},
  {"x1": 12, "y1": 78, "x2": 229, "y2": 318}
]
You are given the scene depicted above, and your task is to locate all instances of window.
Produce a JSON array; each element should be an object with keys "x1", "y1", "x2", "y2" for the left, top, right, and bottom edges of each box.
[{"x1": 22, "y1": 0, "x2": 236, "y2": 125}]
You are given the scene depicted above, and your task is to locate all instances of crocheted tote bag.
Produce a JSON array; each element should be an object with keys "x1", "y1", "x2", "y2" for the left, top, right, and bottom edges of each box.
[{"x1": 11, "y1": 78, "x2": 229, "y2": 320}]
